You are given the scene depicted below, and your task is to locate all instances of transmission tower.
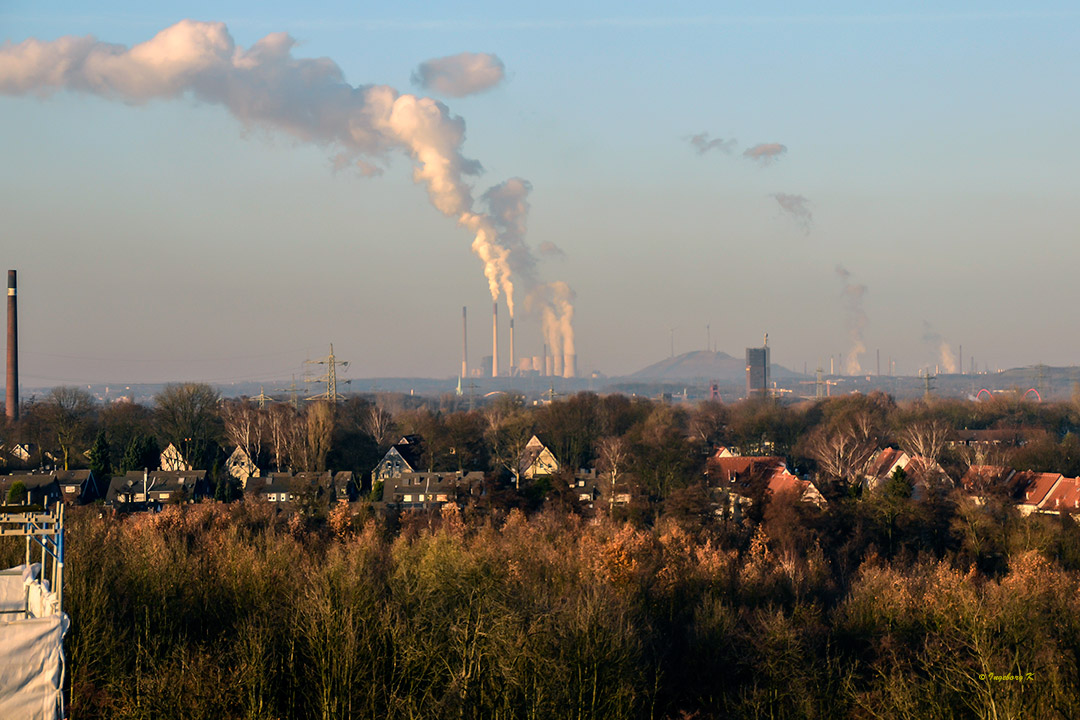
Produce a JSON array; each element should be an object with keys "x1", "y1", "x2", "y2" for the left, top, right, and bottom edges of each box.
[
  {"x1": 252, "y1": 386, "x2": 273, "y2": 409},
  {"x1": 275, "y1": 376, "x2": 304, "y2": 410},
  {"x1": 924, "y1": 373, "x2": 936, "y2": 398},
  {"x1": 305, "y1": 344, "x2": 350, "y2": 403}
]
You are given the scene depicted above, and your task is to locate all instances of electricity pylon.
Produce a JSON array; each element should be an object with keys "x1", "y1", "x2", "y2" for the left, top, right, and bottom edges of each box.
[{"x1": 305, "y1": 344, "x2": 350, "y2": 403}]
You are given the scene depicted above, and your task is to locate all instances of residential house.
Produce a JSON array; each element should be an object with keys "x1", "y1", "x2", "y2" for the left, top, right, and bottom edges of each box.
[
  {"x1": 372, "y1": 435, "x2": 426, "y2": 483},
  {"x1": 106, "y1": 470, "x2": 210, "y2": 509},
  {"x1": 517, "y1": 435, "x2": 559, "y2": 481},
  {"x1": 247, "y1": 471, "x2": 357, "y2": 504},
  {"x1": 0, "y1": 472, "x2": 62, "y2": 506},
  {"x1": 1014, "y1": 471, "x2": 1068, "y2": 516},
  {"x1": 159, "y1": 443, "x2": 192, "y2": 472},
  {"x1": 226, "y1": 447, "x2": 260, "y2": 488},
  {"x1": 706, "y1": 453, "x2": 826, "y2": 517},
  {"x1": 959, "y1": 465, "x2": 1019, "y2": 503},
  {"x1": 864, "y1": 448, "x2": 952, "y2": 497},
  {"x1": 382, "y1": 470, "x2": 485, "y2": 509}
]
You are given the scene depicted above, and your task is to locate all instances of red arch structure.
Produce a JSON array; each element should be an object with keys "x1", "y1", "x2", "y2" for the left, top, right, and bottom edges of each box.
[
  {"x1": 1023, "y1": 388, "x2": 1042, "y2": 402},
  {"x1": 975, "y1": 388, "x2": 994, "y2": 401}
]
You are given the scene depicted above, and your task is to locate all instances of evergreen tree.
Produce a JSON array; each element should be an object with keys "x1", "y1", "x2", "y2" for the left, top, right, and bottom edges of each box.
[
  {"x1": 6, "y1": 481, "x2": 27, "y2": 504},
  {"x1": 88, "y1": 430, "x2": 112, "y2": 479}
]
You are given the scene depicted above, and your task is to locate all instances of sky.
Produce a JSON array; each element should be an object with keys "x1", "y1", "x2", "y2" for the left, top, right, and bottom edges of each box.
[{"x1": 1, "y1": 1, "x2": 1078, "y2": 387}]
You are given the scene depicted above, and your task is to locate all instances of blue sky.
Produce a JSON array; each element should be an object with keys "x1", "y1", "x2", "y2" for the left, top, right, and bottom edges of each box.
[{"x1": 1, "y1": 1, "x2": 1078, "y2": 385}]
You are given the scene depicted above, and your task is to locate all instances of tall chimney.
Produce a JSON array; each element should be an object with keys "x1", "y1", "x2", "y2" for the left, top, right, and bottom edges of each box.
[
  {"x1": 491, "y1": 301, "x2": 499, "y2": 378},
  {"x1": 6, "y1": 270, "x2": 17, "y2": 422},
  {"x1": 461, "y1": 306, "x2": 468, "y2": 379},
  {"x1": 509, "y1": 317, "x2": 515, "y2": 378},
  {"x1": 553, "y1": 353, "x2": 564, "y2": 378}
]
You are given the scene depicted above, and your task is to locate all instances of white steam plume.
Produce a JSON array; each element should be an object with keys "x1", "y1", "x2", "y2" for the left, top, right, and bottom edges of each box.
[
  {"x1": 412, "y1": 51, "x2": 505, "y2": 98},
  {"x1": 772, "y1": 193, "x2": 813, "y2": 234},
  {"x1": 743, "y1": 142, "x2": 787, "y2": 166},
  {"x1": 0, "y1": 21, "x2": 574, "y2": 337},
  {"x1": 921, "y1": 322, "x2": 957, "y2": 373},
  {"x1": 688, "y1": 132, "x2": 735, "y2": 155},
  {"x1": 835, "y1": 265, "x2": 867, "y2": 375}
]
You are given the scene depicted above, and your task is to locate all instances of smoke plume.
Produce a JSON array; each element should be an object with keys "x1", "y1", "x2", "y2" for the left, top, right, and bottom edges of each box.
[
  {"x1": 835, "y1": 265, "x2": 867, "y2": 375},
  {"x1": 743, "y1": 143, "x2": 787, "y2": 166},
  {"x1": 538, "y1": 241, "x2": 565, "y2": 258},
  {"x1": 772, "y1": 193, "x2": 813, "y2": 234},
  {"x1": 0, "y1": 21, "x2": 574, "y2": 343},
  {"x1": 528, "y1": 281, "x2": 575, "y2": 375},
  {"x1": 921, "y1": 322, "x2": 957, "y2": 373},
  {"x1": 412, "y1": 51, "x2": 505, "y2": 98},
  {"x1": 688, "y1": 132, "x2": 735, "y2": 155}
]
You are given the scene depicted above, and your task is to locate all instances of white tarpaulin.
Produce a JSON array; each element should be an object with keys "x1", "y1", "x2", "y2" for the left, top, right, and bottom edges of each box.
[{"x1": 0, "y1": 565, "x2": 67, "y2": 720}]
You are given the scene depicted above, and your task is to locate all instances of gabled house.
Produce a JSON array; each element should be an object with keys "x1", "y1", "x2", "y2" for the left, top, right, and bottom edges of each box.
[
  {"x1": 382, "y1": 470, "x2": 485, "y2": 509},
  {"x1": 517, "y1": 436, "x2": 559, "y2": 481},
  {"x1": 0, "y1": 472, "x2": 62, "y2": 506},
  {"x1": 226, "y1": 447, "x2": 260, "y2": 488},
  {"x1": 706, "y1": 454, "x2": 826, "y2": 511},
  {"x1": 159, "y1": 443, "x2": 192, "y2": 472},
  {"x1": 248, "y1": 471, "x2": 357, "y2": 504},
  {"x1": 959, "y1": 465, "x2": 1018, "y2": 503},
  {"x1": 372, "y1": 435, "x2": 426, "y2": 482},
  {"x1": 106, "y1": 470, "x2": 210, "y2": 509},
  {"x1": 1042, "y1": 477, "x2": 1080, "y2": 515},
  {"x1": 54, "y1": 470, "x2": 100, "y2": 504},
  {"x1": 864, "y1": 448, "x2": 952, "y2": 497},
  {"x1": 1015, "y1": 472, "x2": 1067, "y2": 516}
]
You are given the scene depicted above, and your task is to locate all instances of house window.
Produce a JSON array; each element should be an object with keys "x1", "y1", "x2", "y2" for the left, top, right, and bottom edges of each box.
[
  {"x1": 65, "y1": 486, "x2": 76, "y2": 493},
  {"x1": 403, "y1": 494, "x2": 413, "y2": 503},
  {"x1": 159, "y1": 492, "x2": 170, "y2": 501},
  {"x1": 579, "y1": 493, "x2": 592, "y2": 502},
  {"x1": 135, "y1": 493, "x2": 145, "y2": 502},
  {"x1": 418, "y1": 494, "x2": 425, "y2": 502},
  {"x1": 436, "y1": 494, "x2": 448, "y2": 502}
]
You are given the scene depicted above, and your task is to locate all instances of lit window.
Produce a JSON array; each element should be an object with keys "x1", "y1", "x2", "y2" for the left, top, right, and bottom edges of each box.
[{"x1": 403, "y1": 494, "x2": 413, "y2": 502}]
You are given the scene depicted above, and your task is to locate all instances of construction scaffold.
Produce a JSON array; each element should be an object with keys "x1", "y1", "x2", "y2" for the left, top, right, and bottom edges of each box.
[{"x1": 0, "y1": 502, "x2": 68, "y2": 720}]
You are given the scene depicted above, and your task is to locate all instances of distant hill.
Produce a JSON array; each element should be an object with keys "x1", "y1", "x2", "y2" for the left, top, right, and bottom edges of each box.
[{"x1": 627, "y1": 350, "x2": 803, "y2": 382}]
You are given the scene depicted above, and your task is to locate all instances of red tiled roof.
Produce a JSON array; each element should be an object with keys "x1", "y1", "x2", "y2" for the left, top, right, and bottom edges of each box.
[
  {"x1": 1016, "y1": 471, "x2": 1063, "y2": 507},
  {"x1": 1043, "y1": 477, "x2": 1080, "y2": 512},
  {"x1": 866, "y1": 448, "x2": 908, "y2": 479},
  {"x1": 707, "y1": 456, "x2": 784, "y2": 482}
]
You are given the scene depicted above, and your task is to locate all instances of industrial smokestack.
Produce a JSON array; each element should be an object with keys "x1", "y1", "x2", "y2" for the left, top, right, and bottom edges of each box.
[
  {"x1": 492, "y1": 301, "x2": 498, "y2": 378},
  {"x1": 509, "y1": 317, "x2": 515, "y2": 378},
  {"x1": 564, "y1": 353, "x2": 576, "y2": 379},
  {"x1": 6, "y1": 270, "x2": 17, "y2": 422},
  {"x1": 461, "y1": 306, "x2": 468, "y2": 379},
  {"x1": 553, "y1": 353, "x2": 564, "y2": 377}
]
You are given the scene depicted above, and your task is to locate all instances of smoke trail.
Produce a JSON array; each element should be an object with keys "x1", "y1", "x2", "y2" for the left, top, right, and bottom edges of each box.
[
  {"x1": 412, "y1": 52, "x2": 505, "y2": 97},
  {"x1": 921, "y1": 321, "x2": 957, "y2": 373},
  {"x1": 0, "y1": 20, "x2": 573, "y2": 336},
  {"x1": 835, "y1": 265, "x2": 868, "y2": 375},
  {"x1": 688, "y1": 132, "x2": 735, "y2": 155},
  {"x1": 528, "y1": 281, "x2": 575, "y2": 372},
  {"x1": 743, "y1": 143, "x2": 787, "y2": 166},
  {"x1": 772, "y1": 193, "x2": 813, "y2": 234}
]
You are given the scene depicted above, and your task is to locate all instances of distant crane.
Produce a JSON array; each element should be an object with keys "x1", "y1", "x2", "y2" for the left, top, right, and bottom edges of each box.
[
  {"x1": 799, "y1": 367, "x2": 838, "y2": 399},
  {"x1": 305, "y1": 344, "x2": 350, "y2": 403}
]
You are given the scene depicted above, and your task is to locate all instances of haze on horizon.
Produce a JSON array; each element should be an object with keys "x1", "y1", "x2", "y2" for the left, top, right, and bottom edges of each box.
[{"x1": 1, "y1": 1, "x2": 1077, "y2": 386}]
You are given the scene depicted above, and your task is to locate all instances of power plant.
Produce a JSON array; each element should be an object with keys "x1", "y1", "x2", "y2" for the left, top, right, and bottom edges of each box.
[
  {"x1": 469, "y1": 300, "x2": 576, "y2": 380},
  {"x1": 6, "y1": 270, "x2": 17, "y2": 421}
]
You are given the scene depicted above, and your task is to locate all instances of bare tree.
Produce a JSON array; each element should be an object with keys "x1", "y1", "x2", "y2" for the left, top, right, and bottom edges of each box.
[
  {"x1": 807, "y1": 421, "x2": 877, "y2": 489},
  {"x1": 222, "y1": 400, "x2": 265, "y2": 471},
  {"x1": 265, "y1": 403, "x2": 292, "y2": 471},
  {"x1": 361, "y1": 404, "x2": 395, "y2": 449},
  {"x1": 154, "y1": 383, "x2": 221, "y2": 470},
  {"x1": 900, "y1": 419, "x2": 951, "y2": 463},
  {"x1": 39, "y1": 386, "x2": 96, "y2": 470},
  {"x1": 596, "y1": 435, "x2": 629, "y2": 511}
]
